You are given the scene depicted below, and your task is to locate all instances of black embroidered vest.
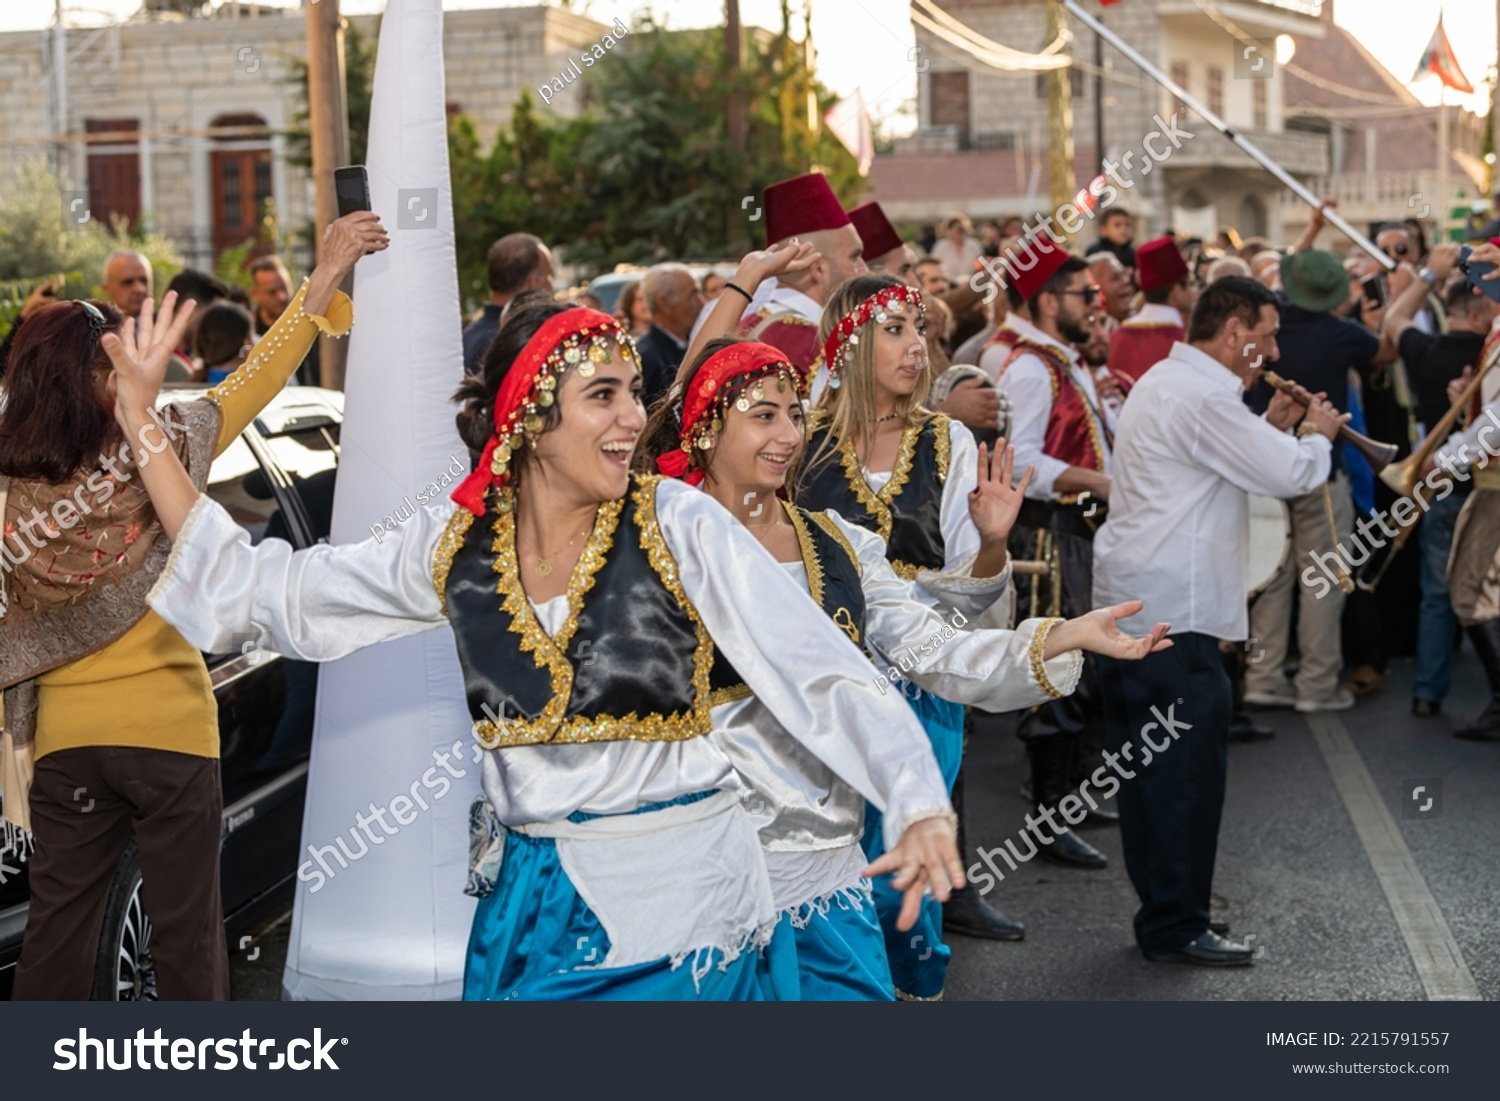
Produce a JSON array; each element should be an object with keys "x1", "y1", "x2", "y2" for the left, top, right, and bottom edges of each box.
[
  {"x1": 435, "y1": 475, "x2": 726, "y2": 748},
  {"x1": 800, "y1": 414, "x2": 951, "y2": 579},
  {"x1": 706, "y1": 501, "x2": 870, "y2": 704}
]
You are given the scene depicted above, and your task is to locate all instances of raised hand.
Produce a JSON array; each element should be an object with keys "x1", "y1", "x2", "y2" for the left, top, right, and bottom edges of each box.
[
  {"x1": 319, "y1": 210, "x2": 389, "y2": 276},
  {"x1": 1467, "y1": 240, "x2": 1500, "y2": 277},
  {"x1": 1043, "y1": 600, "x2": 1173, "y2": 661},
  {"x1": 862, "y1": 815, "x2": 965, "y2": 932},
  {"x1": 968, "y1": 439, "x2": 1033, "y2": 546},
  {"x1": 731, "y1": 239, "x2": 819, "y2": 292},
  {"x1": 103, "y1": 291, "x2": 197, "y2": 428}
]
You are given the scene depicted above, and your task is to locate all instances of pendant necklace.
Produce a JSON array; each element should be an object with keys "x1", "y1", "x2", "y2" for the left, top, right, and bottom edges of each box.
[{"x1": 527, "y1": 524, "x2": 592, "y2": 578}]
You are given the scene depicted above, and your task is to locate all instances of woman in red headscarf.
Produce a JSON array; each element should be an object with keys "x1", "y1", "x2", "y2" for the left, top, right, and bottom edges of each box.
[{"x1": 104, "y1": 290, "x2": 973, "y2": 1000}]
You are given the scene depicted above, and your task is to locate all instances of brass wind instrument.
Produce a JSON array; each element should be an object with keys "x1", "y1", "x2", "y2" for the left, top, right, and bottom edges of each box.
[
  {"x1": 1262, "y1": 371, "x2": 1401, "y2": 595},
  {"x1": 1262, "y1": 371, "x2": 1400, "y2": 471}
]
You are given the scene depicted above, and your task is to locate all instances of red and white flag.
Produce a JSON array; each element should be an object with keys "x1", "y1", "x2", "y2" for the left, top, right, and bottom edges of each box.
[
  {"x1": 1412, "y1": 15, "x2": 1473, "y2": 94},
  {"x1": 825, "y1": 90, "x2": 874, "y2": 176}
]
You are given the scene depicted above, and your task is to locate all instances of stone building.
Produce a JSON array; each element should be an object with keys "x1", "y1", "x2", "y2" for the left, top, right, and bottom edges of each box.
[
  {"x1": 871, "y1": 0, "x2": 1332, "y2": 242},
  {"x1": 0, "y1": 1, "x2": 612, "y2": 271}
]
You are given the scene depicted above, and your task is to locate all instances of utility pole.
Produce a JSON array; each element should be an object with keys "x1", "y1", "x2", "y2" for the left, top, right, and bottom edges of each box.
[
  {"x1": 53, "y1": 0, "x2": 68, "y2": 179},
  {"x1": 305, "y1": 0, "x2": 351, "y2": 389},
  {"x1": 1044, "y1": 0, "x2": 1076, "y2": 243},
  {"x1": 726, "y1": 0, "x2": 746, "y2": 249},
  {"x1": 1094, "y1": 10, "x2": 1105, "y2": 178}
]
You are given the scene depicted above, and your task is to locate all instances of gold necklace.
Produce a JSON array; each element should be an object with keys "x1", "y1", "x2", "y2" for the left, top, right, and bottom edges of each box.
[{"x1": 522, "y1": 523, "x2": 592, "y2": 578}]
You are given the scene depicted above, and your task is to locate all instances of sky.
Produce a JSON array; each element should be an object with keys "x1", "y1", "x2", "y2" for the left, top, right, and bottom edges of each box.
[{"x1": 2, "y1": 0, "x2": 1495, "y2": 125}]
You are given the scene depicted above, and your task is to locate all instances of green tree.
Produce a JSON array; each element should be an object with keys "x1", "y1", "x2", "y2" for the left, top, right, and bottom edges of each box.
[
  {"x1": 282, "y1": 17, "x2": 378, "y2": 169},
  {"x1": 574, "y1": 14, "x2": 862, "y2": 264},
  {"x1": 0, "y1": 158, "x2": 183, "y2": 331}
]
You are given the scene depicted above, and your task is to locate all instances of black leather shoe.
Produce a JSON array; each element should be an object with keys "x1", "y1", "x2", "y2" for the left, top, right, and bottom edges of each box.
[
  {"x1": 1075, "y1": 804, "x2": 1119, "y2": 829},
  {"x1": 1143, "y1": 930, "x2": 1254, "y2": 967},
  {"x1": 1229, "y1": 716, "x2": 1275, "y2": 742},
  {"x1": 1036, "y1": 826, "x2": 1108, "y2": 869},
  {"x1": 1412, "y1": 698, "x2": 1442, "y2": 718},
  {"x1": 942, "y1": 890, "x2": 1026, "y2": 941}
]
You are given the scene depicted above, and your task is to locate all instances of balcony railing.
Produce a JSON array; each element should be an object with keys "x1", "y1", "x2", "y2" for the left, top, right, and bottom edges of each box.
[{"x1": 1161, "y1": 124, "x2": 1329, "y2": 176}]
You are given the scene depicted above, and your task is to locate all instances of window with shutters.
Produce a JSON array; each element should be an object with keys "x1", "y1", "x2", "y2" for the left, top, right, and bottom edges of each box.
[
  {"x1": 209, "y1": 113, "x2": 273, "y2": 257},
  {"x1": 85, "y1": 118, "x2": 140, "y2": 227},
  {"x1": 930, "y1": 71, "x2": 971, "y2": 145}
]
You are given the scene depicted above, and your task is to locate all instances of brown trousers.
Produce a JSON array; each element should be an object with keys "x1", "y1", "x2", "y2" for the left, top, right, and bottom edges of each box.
[{"x1": 13, "y1": 746, "x2": 228, "y2": 1000}]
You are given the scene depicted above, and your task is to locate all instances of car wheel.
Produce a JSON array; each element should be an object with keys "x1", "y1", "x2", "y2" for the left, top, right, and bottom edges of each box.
[{"x1": 90, "y1": 843, "x2": 157, "y2": 1001}]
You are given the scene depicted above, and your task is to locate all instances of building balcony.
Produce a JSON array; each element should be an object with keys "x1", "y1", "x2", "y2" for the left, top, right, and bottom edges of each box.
[{"x1": 1162, "y1": 125, "x2": 1329, "y2": 177}]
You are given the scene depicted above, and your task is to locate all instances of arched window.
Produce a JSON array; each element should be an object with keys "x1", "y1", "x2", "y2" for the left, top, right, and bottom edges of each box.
[{"x1": 210, "y1": 113, "x2": 273, "y2": 257}]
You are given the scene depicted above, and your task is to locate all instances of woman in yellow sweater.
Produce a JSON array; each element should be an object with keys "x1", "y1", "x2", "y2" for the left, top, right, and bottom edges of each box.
[{"x1": 0, "y1": 212, "x2": 387, "y2": 999}]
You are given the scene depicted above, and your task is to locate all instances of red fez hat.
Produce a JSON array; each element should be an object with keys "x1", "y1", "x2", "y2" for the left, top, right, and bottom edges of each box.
[
  {"x1": 1135, "y1": 236, "x2": 1189, "y2": 292},
  {"x1": 1003, "y1": 233, "x2": 1069, "y2": 302},
  {"x1": 763, "y1": 173, "x2": 851, "y2": 248},
  {"x1": 847, "y1": 201, "x2": 904, "y2": 260}
]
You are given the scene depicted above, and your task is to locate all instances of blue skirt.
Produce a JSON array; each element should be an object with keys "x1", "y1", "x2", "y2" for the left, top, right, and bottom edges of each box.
[
  {"x1": 861, "y1": 690, "x2": 965, "y2": 1000},
  {"x1": 464, "y1": 795, "x2": 798, "y2": 1001},
  {"x1": 785, "y1": 884, "x2": 895, "y2": 1001}
]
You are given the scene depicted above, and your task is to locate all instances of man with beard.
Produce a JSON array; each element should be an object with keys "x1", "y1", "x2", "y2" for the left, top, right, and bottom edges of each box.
[{"x1": 997, "y1": 236, "x2": 1117, "y2": 872}]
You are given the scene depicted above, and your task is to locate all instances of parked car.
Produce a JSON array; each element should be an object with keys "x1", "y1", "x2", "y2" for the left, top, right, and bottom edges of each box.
[{"x1": 0, "y1": 384, "x2": 345, "y2": 1000}]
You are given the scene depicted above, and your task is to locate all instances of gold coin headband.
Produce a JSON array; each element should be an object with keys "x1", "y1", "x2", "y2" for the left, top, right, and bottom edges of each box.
[
  {"x1": 656, "y1": 341, "x2": 807, "y2": 487},
  {"x1": 451, "y1": 308, "x2": 639, "y2": 516},
  {"x1": 820, "y1": 284, "x2": 926, "y2": 389}
]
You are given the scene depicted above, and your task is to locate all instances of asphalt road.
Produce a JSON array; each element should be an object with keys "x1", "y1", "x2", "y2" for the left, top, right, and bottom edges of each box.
[
  {"x1": 948, "y1": 647, "x2": 1499, "y2": 1002},
  {"x1": 231, "y1": 649, "x2": 1499, "y2": 1002}
]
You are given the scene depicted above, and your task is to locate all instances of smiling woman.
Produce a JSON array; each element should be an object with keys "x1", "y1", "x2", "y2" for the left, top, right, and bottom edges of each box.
[{"x1": 111, "y1": 298, "x2": 974, "y2": 1001}]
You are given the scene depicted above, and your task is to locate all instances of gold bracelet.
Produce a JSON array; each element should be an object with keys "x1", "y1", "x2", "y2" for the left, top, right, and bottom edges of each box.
[
  {"x1": 1296, "y1": 422, "x2": 1319, "y2": 439},
  {"x1": 1028, "y1": 616, "x2": 1066, "y2": 699}
]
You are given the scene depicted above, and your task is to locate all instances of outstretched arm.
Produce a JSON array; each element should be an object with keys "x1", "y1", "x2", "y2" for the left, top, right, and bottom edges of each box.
[{"x1": 676, "y1": 241, "x2": 817, "y2": 382}]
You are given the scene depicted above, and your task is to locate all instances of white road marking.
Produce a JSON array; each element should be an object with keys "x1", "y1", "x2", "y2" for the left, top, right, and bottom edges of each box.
[{"x1": 1304, "y1": 713, "x2": 1480, "y2": 1000}]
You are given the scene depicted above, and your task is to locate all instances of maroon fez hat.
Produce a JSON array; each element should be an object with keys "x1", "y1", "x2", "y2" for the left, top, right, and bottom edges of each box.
[
  {"x1": 1135, "y1": 236, "x2": 1190, "y2": 291},
  {"x1": 763, "y1": 173, "x2": 851, "y2": 248},
  {"x1": 847, "y1": 201, "x2": 904, "y2": 260},
  {"x1": 1004, "y1": 233, "x2": 1070, "y2": 301}
]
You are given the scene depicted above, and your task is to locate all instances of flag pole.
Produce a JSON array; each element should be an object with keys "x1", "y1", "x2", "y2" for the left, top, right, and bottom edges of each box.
[{"x1": 1061, "y1": 0, "x2": 1395, "y2": 270}]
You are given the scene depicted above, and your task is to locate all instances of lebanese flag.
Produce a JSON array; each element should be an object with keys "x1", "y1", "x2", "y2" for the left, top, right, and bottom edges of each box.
[{"x1": 1412, "y1": 16, "x2": 1473, "y2": 94}]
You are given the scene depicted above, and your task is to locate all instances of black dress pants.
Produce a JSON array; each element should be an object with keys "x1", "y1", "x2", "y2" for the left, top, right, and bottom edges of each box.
[{"x1": 1096, "y1": 632, "x2": 1231, "y2": 953}]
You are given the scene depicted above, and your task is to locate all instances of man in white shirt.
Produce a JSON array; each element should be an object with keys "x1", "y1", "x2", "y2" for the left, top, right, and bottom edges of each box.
[
  {"x1": 996, "y1": 236, "x2": 1119, "y2": 872},
  {"x1": 1092, "y1": 276, "x2": 1344, "y2": 966}
]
